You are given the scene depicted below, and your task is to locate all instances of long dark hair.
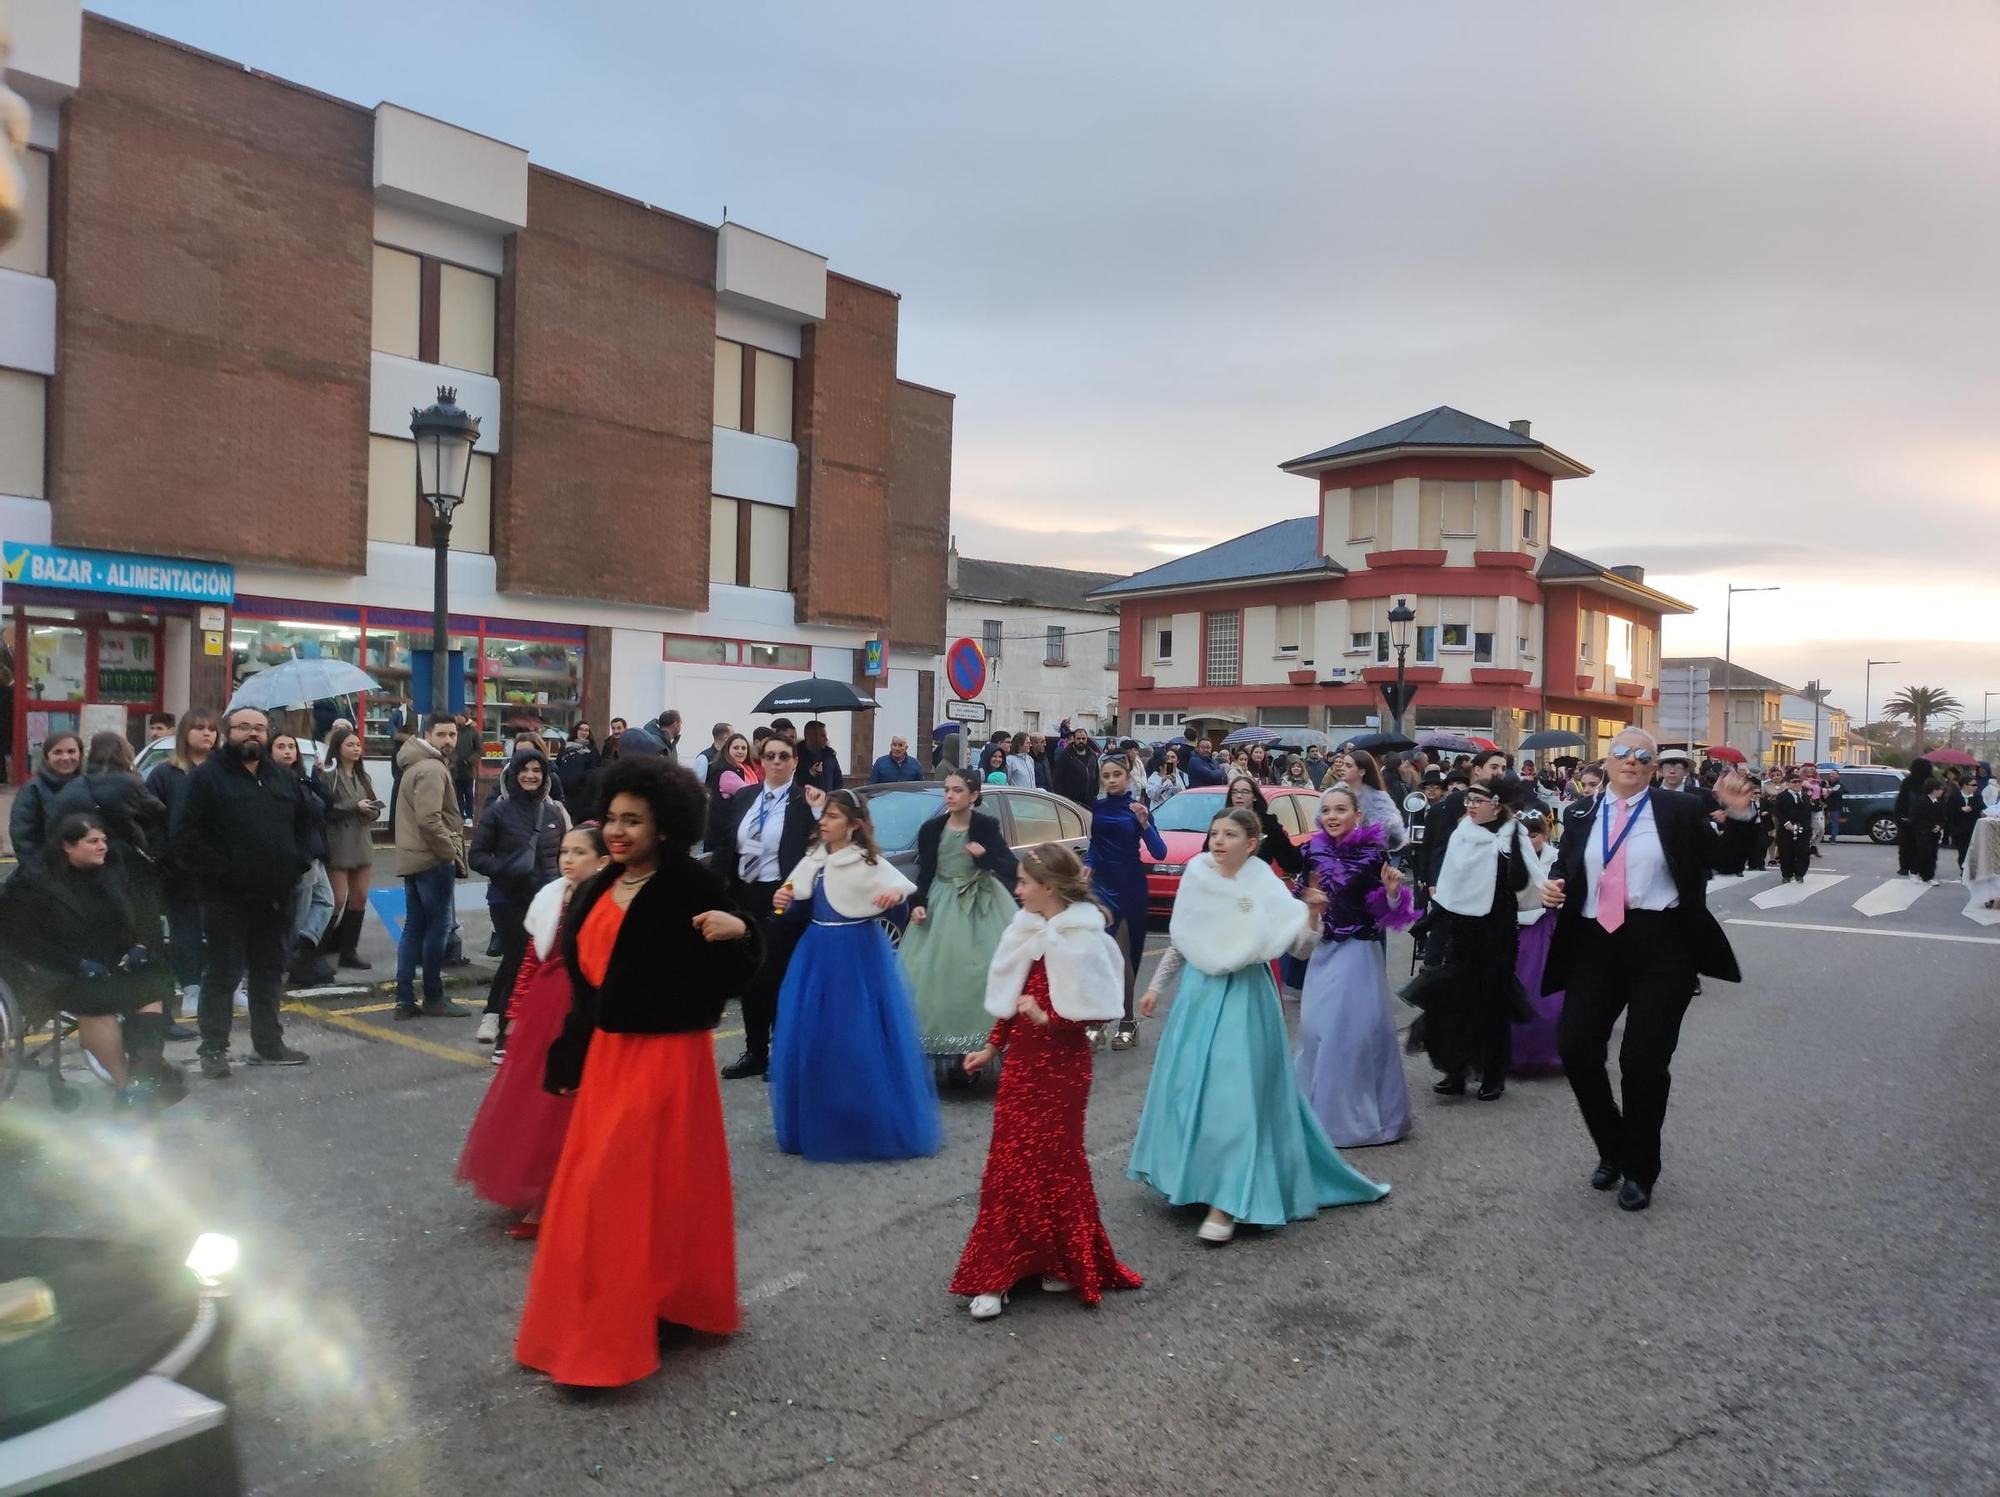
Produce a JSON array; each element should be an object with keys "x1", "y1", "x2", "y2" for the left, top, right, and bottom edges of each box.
[
  {"x1": 813, "y1": 787, "x2": 881, "y2": 864},
  {"x1": 1225, "y1": 774, "x2": 1271, "y2": 814},
  {"x1": 84, "y1": 731, "x2": 135, "y2": 775},
  {"x1": 1344, "y1": 748, "x2": 1386, "y2": 792},
  {"x1": 323, "y1": 723, "x2": 375, "y2": 799}
]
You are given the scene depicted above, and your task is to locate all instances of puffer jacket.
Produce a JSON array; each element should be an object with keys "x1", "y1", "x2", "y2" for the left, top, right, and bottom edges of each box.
[
  {"x1": 468, "y1": 748, "x2": 565, "y2": 906},
  {"x1": 8, "y1": 765, "x2": 78, "y2": 869},
  {"x1": 52, "y1": 770, "x2": 168, "y2": 864},
  {"x1": 394, "y1": 736, "x2": 465, "y2": 876}
]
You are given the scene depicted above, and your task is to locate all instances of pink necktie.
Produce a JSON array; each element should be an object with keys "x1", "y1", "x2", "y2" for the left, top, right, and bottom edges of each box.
[{"x1": 1598, "y1": 797, "x2": 1631, "y2": 934}]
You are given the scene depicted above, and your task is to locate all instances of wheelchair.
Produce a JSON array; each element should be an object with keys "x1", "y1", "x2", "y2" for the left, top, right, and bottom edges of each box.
[{"x1": 0, "y1": 972, "x2": 95, "y2": 1111}]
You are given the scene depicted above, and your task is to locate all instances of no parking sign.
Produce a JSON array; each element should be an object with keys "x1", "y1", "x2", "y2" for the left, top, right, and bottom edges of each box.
[{"x1": 945, "y1": 636, "x2": 987, "y2": 701}]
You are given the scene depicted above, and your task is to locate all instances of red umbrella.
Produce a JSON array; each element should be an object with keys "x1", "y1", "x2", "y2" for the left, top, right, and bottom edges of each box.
[
  {"x1": 1468, "y1": 736, "x2": 1498, "y2": 752},
  {"x1": 1925, "y1": 747, "x2": 1979, "y2": 767},
  {"x1": 1707, "y1": 745, "x2": 1747, "y2": 764}
]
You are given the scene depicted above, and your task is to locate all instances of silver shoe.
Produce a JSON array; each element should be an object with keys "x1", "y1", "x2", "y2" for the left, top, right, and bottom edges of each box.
[{"x1": 1109, "y1": 1021, "x2": 1139, "y2": 1051}]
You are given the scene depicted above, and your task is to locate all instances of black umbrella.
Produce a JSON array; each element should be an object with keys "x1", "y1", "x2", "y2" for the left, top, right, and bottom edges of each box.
[
  {"x1": 1342, "y1": 731, "x2": 1417, "y2": 754},
  {"x1": 1519, "y1": 728, "x2": 1588, "y2": 752},
  {"x1": 751, "y1": 677, "x2": 879, "y2": 714}
]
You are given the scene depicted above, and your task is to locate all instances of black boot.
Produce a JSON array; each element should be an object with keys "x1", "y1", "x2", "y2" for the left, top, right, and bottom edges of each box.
[
  {"x1": 288, "y1": 938, "x2": 338, "y2": 988},
  {"x1": 336, "y1": 907, "x2": 371, "y2": 970},
  {"x1": 122, "y1": 1012, "x2": 188, "y2": 1110}
]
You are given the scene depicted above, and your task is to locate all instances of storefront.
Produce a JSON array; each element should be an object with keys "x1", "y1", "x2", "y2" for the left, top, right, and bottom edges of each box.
[
  {"x1": 2, "y1": 541, "x2": 236, "y2": 783},
  {"x1": 231, "y1": 597, "x2": 587, "y2": 766}
]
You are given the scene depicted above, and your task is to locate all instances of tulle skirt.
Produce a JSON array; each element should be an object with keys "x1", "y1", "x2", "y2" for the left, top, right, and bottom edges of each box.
[
  {"x1": 1510, "y1": 911, "x2": 1565, "y2": 1074},
  {"x1": 1295, "y1": 937, "x2": 1412, "y2": 1147}
]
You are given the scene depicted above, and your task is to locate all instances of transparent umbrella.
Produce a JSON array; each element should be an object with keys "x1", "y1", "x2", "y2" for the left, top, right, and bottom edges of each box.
[{"x1": 227, "y1": 657, "x2": 380, "y2": 713}]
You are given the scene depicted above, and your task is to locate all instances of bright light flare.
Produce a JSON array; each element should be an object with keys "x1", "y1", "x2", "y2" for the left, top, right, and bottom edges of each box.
[{"x1": 186, "y1": 1233, "x2": 240, "y2": 1283}]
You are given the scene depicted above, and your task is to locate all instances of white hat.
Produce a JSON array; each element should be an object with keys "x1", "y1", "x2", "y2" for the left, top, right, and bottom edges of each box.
[{"x1": 1656, "y1": 749, "x2": 1692, "y2": 764}]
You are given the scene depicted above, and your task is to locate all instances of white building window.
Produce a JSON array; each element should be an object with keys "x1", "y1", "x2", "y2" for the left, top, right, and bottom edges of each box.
[
  {"x1": 1106, "y1": 629, "x2": 1120, "y2": 669},
  {"x1": 1416, "y1": 625, "x2": 1437, "y2": 664},
  {"x1": 982, "y1": 618, "x2": 1003, "y2": 662},
  {"x1": 1347, "y1": 598, "x2": 1377, "y2": 654},
  {"x1": 1204, "y1": 612, "x2": 1240, "y2": 687},
  {"x1": 365, "y1": 435, "x2": 489, "y2": 553},
  {"x1": 1275, "y1": 603, "x2": 1313, "y2": 659},
  {"x1": 714, "y1": 339, "x2": 796, "y2": 441},
  {"x1": 0, "y1": 371, "x2": 47, "y2": 500},
  {"x1": 1148, "y1": 616, "x2": 1173, "y2": 661},
  {"x1": 1608, "y1": 617, "x2": 1635, "y2": 679},
  {"x1": 1045, "y1": 625, "x2": 1067, "y2": 666},
  {"x1": 710, "y1": 497, "x2": 791, "y2": 590},
  {"x1": 0, "y1": 147, "x2": 50, "y2": 277},
  {"x1": 371, "y1": 246, "x2": 496, "y2": 374},
  {"x1": 1347, "y1": 485, "x2": 1385, "y2": 544},
  {"x1": 1259, "y1": 706, "x2": 1310, "y2": 727},
  {"x1": 1521, "y1": 497, "x2": 1539, "y2": 545}
]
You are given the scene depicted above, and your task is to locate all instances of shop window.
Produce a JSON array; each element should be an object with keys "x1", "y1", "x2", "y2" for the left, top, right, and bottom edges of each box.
[
  {"x1": 0, "y1": 371, "x2": 46, "y2": 500},
  {"x1": 744, "y1": 641, "x2": 810, "y2": 670},
  {"x1": 714, "y1": 339, "x2": 797, "y2": 441},
  {"x1": 665, "y1": 635, "x2": 809, "y2": 671},
  {"x1": 483, "y1": 634, "x2": 583, "y2": 751},
  {"x1": 95, "y1": 629, "x2": 159, "y2": 705},
  {"x1": 24, "y1": 623, "x2": 85, "y2": 702},
  {"x1": 0, "y1": 147, "x2": 50, "y2": 277},
  {"x1": 363, "y1": 627, "x2": 475, "y2": 754}
]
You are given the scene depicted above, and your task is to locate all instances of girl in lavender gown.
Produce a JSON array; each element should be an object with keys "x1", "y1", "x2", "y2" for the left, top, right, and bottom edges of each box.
[
  {"x1": 1294, "y1": 787, "x2": 1420, "y2": 1147},
  {"x1": 1510, "y1": 812, "x2": 1565, "y2": 1074}
]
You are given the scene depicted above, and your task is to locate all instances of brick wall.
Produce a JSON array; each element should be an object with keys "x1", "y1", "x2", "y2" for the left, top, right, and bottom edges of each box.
[
  {"x1": 496, "y1": 170, "x2": 717, "y2": 610},
  {"x1": 49, "y1": 18, "x2": 375, "y2": 570},
  {"x1": 794, "y1": 274, "x2": 898, "y2": 631},
  {"x1": 885, "y1": 380, "x2": 951, "y2": 654}
]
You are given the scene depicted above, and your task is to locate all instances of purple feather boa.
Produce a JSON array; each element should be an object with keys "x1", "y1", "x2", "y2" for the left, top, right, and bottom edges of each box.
[{"x1": 1303, "y1": 820, "x2": 1418, "y2": 942}]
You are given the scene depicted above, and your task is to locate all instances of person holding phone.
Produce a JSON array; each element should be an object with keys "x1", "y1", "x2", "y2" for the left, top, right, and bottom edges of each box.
[{"x1": 319, "y1": 723, "x2": 383, "y2": 969}]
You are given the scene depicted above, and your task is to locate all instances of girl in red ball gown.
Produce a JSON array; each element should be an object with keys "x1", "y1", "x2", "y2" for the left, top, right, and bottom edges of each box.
[
  {"x1": 949, "y1": 842, "x2": 1143, "y2": 1321},
  {"x1": 456, "y1": 822, "x2": 608, "y2": 1235}
]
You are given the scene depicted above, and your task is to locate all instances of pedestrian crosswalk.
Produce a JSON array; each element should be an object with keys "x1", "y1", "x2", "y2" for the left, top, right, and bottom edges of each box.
[{"x1": 1715, "y1": 868, "x2": 1993, "y2": 926}]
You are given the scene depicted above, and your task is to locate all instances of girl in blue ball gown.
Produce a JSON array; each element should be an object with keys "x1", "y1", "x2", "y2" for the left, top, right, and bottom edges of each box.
[{"x1": 769, "y1": 789, "x2": 942, "y2": 1163}]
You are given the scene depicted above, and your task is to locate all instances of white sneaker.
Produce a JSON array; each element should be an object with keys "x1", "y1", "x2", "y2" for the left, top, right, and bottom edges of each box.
[
  {"x1": 1040, "y1": 1276, "x2": 1072, "y2": 1294},
  {"x1": 476, "y1": 1013, "x2": 500, "y2": 1044},
  {"x1": 233, "y1": 987, "x2": 249, "y2": 1016},
  {"x1": 1196, "y1": 1215, "x2": 1236, "y2": 1244},
  {"x1": 968, "y1": 1293, "x2": 1008, "y2": 1320}
]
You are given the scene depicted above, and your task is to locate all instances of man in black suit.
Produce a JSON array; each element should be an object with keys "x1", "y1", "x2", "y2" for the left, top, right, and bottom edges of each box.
[
  {"x1": 708, "y1": 735, "x2": 824, "y2": 1079},
  {"x1": 1050, "y1": 726, "x2": 1100, "y2": 808},
  {"x1": 1770, "y1": 769, "x2": 1814, "y2": 882},
  {"x1": 1541, "y1": 728, "x2": 1757, "y2": 1211}
]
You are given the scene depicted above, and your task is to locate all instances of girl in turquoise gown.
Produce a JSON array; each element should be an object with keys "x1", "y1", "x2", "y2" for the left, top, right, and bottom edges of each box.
[{"x1": 1128, "y1": 805, "x2": 1388, "y2": 1243}]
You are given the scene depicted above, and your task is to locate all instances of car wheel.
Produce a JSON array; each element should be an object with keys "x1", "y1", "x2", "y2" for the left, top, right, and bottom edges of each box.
[
  {"x1": 876, "y1": 915, "x2": 903, "y2": 949},
  {"x1": 1868, "y1": 813, "x2": 1900, "y2": 845}
]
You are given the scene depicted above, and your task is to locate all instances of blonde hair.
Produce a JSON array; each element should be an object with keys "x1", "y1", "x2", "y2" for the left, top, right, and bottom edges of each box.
[{"x1": 1018, "y1": 842, "x2": 1111, "y2": 924}]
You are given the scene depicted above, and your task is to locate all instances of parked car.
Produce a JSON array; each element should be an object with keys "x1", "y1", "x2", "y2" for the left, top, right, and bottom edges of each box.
[
  {"x1": 1138, "y1": 784, "x2": 1323, "y2": 918},
  {"x1": 1823, "y1": 765, "x2": 1906, "y2": 843},
  {"x1": 133, "y1": 734, "x2": 328, "y2": 778},
  {"x1": 853, "y1": 782, "x2": 1092, "y2": 941}
]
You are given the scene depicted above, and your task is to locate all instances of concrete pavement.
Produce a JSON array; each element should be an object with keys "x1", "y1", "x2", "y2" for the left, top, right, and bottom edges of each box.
[{"x1": 2, "y1": 839, "x2": 1995, "y2": 1495}]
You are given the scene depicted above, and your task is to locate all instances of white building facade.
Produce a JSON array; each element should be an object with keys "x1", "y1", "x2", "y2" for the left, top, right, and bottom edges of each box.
[{"x1": 943, "y1": 554, "x2": 1124, "y2": 739}]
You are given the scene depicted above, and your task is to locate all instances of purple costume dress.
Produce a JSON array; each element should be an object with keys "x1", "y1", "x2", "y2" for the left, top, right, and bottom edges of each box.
[
  {"x1": 1510, "y1": 842, "x2": 1564, "y2": 1074},
  {"x1": 1294, "y1": 822, "x2": 1419, "y2": 1147}
]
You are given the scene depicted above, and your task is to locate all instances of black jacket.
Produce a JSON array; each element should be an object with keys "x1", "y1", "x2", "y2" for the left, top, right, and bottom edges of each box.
[
  {"x1": 52, "y1": 770, "x2": 168, "y2": 865},
  {"x1": 145, "y1": 761, "x2": 196, "y2": 875},
  {"x1": 169, "y1": 751, "x2": 313, "y2": 908},
  {"x1": 1420, "y1": 789, "x2": 1469, "y2": 887},
  {"x1": 0, "y1": 850, "x2": 144, "y2": 1015},
  {"x1": 1543, "y1": 788, "x2": 1741, "y2": 993},
  {"x1": 1257, "y1": 811, "x2": 1305, "y2": 879},
  {"x1": 546, "y1": 857, "x2": 762, "y2": 1092},
  {"x1": 553, "y1": 741, "x2": 598, "y2": 801},
  {"x1": 708, "y1": 780, "x2": 817, "y2": 890},
  {"x1": 910, "y1": 810, "x2": 1018, "y2": 914},
  {"x1": 1772, "y1": 788, "x2": 1813, "y2": 837},
  {"x1": 469, "y1": 749, "x2": 566, "y2": 905},
  {"x1": 8, "y1": 765, "x2": 78, "y2": 871},
  {"x1": 1051, "y1": 747, "x2": 1099, "y2": 808}
]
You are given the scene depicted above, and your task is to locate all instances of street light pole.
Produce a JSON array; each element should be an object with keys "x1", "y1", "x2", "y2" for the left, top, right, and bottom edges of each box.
[
  {"x1": 1386, "y1": 597, "x2": 1416, "y2": 740},
  {"x1": 409, "y1": 387, "x2": 482, "y2": 724},
  {"x1": 1982, "y1": 690, "x2": 1997, "y2": 762},
  {"x1": 1863, "y1": 657, "x2": 1899, "y2": 762},
  {"x1": 1721, "y1": 583, "x2": 1779, "y2": 754}
]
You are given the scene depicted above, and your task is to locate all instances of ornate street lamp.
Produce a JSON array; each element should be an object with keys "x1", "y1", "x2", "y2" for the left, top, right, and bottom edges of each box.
[
  {"x1": 1387, "y1": 596, "x2": 1417, "y2": 739},
  {"x1": 409, "y1": 387, "x2": 481, "y2": 721}
]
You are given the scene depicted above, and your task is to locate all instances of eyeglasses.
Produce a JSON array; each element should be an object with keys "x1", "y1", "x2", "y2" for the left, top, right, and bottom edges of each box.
[
  {"x1": 763, "y1": 749, "x2": 794, "y2": 762},
  {"x1": 1607, "y1": 744, "x2": 1655, "y2": 765}
]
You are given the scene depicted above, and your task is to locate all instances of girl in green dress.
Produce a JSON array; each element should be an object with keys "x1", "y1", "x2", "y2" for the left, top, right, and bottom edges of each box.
[{"x1": 903, "y1": 769, "x2": 1020, "y2": 1065}]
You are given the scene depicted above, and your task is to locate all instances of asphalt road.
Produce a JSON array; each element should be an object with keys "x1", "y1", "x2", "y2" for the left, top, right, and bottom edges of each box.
[{"x1": 3, "y1": 838, "x2": 1995, "y2": 1496}]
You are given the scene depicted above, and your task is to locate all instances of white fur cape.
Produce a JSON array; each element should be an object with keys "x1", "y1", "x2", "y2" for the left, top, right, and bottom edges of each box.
[
  {"x1": 781, "y1": 843, "x2": 917, "y2": 919},
  {"x1": 1167, "y1": 852, "x2": 1313, "y2": 976},
  {"x1": 1518, "y1": 839, "x2": 1559, "y2": 928},
  {"x1": 1433, "y1": 816, "x2": 1544, "y2": 918},
  {"x1": 984, "y1": 902, "x2": 1128, "y2": 1024},
  {"x1": 522, "y1": 876, "x2": 571, "y2": 962}
]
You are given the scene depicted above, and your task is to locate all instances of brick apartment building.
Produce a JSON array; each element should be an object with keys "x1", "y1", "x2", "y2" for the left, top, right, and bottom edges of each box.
[
  {"x1": 0, "y1": 3, "x2": 950, "y2": 785},
  {"x1": 1096, "y1": 407, "x2": 1694, "y2": 760}
]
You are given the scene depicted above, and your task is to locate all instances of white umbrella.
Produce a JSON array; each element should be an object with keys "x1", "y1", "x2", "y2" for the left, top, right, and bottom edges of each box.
[{"x1": 227, "y1": 657, "x2": 380, "y2": 713}]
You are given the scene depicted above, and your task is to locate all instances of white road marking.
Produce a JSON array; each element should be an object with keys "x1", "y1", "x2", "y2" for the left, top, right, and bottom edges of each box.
[
  {"x1": 1962, "y1": 902, "x2": 2000, "y2": 927},
  {"x1": 1706, "y1": 871, "x2": 1772, "y2": 893},
  {"x1": 1850, "y1": 878, "x2": 1934, "y2": 918},
  {"x1": 1727, "y1": 918, "x2": 2000, "y2": 947},
  {"x1": 1749, "y1": 873, "x2": 1847, "y2": 909}
]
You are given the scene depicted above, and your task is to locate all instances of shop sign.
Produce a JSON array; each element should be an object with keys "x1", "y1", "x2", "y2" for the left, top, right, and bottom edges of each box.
[
  {"x1": 864, "y1": 638, "x2": 886, "y2": 678},
  {"x1": 1, "y1": 541, "x2": 236, "y2": 604}
]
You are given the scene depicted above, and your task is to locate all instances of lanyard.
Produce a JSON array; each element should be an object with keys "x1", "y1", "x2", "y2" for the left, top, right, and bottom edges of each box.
[{"x1": 1600, "y1": 791, "x2": 1650, "y2": 866}]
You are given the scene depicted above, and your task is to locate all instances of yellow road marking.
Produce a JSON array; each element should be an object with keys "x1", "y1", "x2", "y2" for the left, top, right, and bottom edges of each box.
[{"x1": 283, "y1": 999, "x2": 489, "y2": 1068}]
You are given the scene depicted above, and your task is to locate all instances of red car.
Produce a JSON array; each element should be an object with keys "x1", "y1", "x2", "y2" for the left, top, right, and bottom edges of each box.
[{"x1": 1139, "y1": 785, "x2": 1324, "y2": 918}]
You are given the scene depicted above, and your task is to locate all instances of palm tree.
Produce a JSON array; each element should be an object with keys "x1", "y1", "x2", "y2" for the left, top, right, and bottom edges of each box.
[{"x1": 1881, "y1": 686, "x2": 1963, "y2": 752}]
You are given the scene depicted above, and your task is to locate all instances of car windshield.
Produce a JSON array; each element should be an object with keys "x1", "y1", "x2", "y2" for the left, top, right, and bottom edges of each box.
[
  {"x1": 863, "y1": 787, "x2": 945, "y2": 852},
  {"x1": 1149, "y1": 790, "x2": 1231, "y2": 833}
]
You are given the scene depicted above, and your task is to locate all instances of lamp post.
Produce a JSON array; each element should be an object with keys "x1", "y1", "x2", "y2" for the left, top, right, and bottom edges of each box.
[
  {"x1": 1720, "y1": 583, "x2": 1779, "y2": 753},
  {"x1": 1386, "y1": 596, "x2": 1416, "y2": 740},
  {"x1": 409, "y1": 387, "x2": 482, "y2": 722},
  {"x1": 1862, "y1": 657, "x2": 1899, "y2": 762},
  {"x1": 1982, "y1": 690, "x2": 1997, "y2": 762}
]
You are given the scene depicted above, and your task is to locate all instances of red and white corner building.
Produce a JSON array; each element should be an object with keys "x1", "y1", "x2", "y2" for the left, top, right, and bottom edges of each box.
[{"x1": 1093, "y1": 408, "x2": 1695, "y2": 759}]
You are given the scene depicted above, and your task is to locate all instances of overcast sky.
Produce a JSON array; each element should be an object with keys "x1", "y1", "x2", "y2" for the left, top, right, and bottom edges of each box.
[{"x1": 97, "y1": 1, "x2": 1999, "y2": 724}]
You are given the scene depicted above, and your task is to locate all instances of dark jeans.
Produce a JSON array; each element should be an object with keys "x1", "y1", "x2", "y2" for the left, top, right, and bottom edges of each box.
[
  {"x1": 1106, "y1": 908, "x2": 1141, "y2": 1022},
  {"x1": 485, "y1": 899, "x2": 530, "y2": 1020},
  {"x1": 1557, "y1": 911, "x2": 1697, "y2": 1189},
  {"x1": 397, "y1": 864, "x2": 456, "y2": 1005},
  {"x1": 197, "y1": 899, "x2": 290, "y2": 1058},
  {"x1": 165, "y1": 888, "x2": 206, "y2": 990},
  {"x1": 738, "y1": 880, "x2": 803, "y2": 1062},
  {"x1": 455, "y1": 774, "x2": 475, "y2": 822}
]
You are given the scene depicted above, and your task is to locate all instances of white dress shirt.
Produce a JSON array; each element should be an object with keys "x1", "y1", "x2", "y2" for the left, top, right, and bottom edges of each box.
[
  {"x1": 739, "y1": 784, "x2": 795, "y2": 885},
  {"x1": 1582, "y1": 789, "x2": 1679, "y2": 917}
]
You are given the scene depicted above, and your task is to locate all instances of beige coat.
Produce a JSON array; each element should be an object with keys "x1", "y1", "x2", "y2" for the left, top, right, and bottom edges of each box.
[{"x1": 394, "y1": 736, "x2": 465, "y2": 876}]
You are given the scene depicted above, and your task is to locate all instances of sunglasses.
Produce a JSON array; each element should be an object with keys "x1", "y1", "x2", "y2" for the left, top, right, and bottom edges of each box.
[
  {"x1": 1607, "y1": 744, "x2": 1655, "y2": 765},
  {"x1": 762, "y1": 749, "x2": 794, "y2": 762}
]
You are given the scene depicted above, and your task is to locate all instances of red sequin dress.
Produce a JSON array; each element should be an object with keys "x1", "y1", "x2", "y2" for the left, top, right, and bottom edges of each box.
[{"x1": 948, "y1": 960, "x2": 1143, "y2": 1304}]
